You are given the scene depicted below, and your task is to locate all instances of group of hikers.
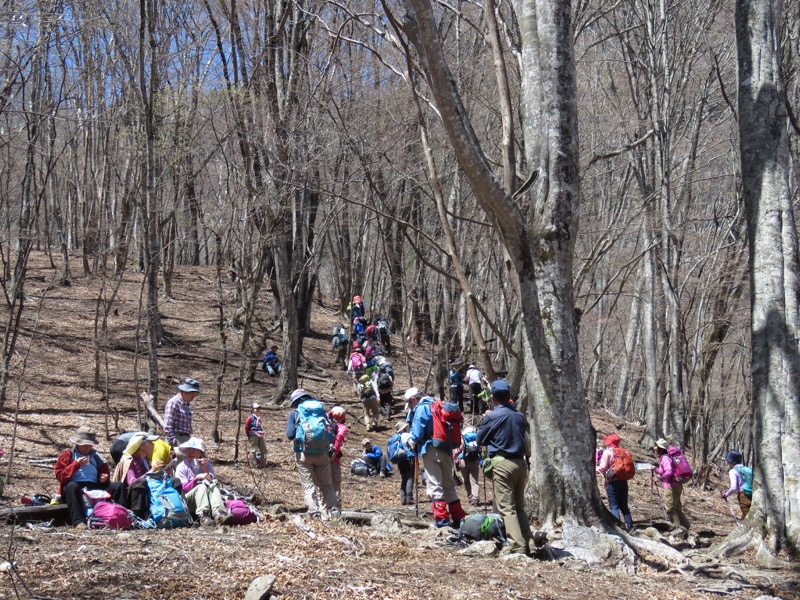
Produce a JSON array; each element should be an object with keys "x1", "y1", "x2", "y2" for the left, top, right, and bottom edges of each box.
[{"x1": 45, "y1": 334, "x2": 755, "y2": 553}]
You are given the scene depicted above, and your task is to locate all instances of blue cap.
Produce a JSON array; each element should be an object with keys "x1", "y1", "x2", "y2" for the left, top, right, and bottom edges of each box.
[
  {"x1": 725, "y1": 450, "x2": 743, "y2": 464},
  {"x1": 490, "y1": 380, "x2": 510, "y2": 395}
]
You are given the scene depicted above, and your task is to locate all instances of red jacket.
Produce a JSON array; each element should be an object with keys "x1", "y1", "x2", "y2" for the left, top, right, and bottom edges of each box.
[{"x1": 54, "y1": 448, "x2": 110, "y2": 495}]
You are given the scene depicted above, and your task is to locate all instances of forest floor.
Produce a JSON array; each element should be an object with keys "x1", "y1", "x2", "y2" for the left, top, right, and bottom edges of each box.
[{"x1": 0, "y1": 254, "x2": 796, "y2": 599}]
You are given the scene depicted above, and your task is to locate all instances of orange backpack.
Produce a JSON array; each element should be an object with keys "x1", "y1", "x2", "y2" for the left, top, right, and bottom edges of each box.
[{"x1": 606, "y1": 447, "x2": 635, "y2": 481}]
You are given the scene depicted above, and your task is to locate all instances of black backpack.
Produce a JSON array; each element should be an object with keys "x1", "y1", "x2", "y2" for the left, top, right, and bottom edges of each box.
[
  {"x1": 377, "y1": 372, "x2": 393, "y2": 392},
  {"x1": 460, "y1": 513, "x2": 507, "y2": 543}
]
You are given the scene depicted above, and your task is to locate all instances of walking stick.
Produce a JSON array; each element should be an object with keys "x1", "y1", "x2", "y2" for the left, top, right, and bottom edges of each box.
[
  {"x1": 414, "y1": 455, "x2": 420, "y2": 518},
  {"x1": 649, "y1": 474, "x2": 653, "y2": 526},
  {"x1": 653, "y1": 479, "x2": 669, "y2": 522},
  {"x1": 723, "y1": 496, "x2": 742, "y2": 527}
]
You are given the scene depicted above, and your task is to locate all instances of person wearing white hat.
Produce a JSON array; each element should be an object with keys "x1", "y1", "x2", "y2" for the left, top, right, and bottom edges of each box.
[
  {"x1": 245, "y1": 403, "x2": 267, "y2": 468},
  {"x1": 174, "y1": 437, "x2": 233, "y2": 526}
]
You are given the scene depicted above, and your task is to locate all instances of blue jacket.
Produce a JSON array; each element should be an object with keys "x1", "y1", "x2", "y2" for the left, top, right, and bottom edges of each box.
[
  {"x1": 410, "y1": 396, "x2": 435, "y2": 456},
  {"x1": 449, "y1": 369, "x2": 464, "y2": 387}
]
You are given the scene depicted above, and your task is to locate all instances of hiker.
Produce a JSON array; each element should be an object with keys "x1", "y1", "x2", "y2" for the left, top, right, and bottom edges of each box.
[
  {"x1": 596, "y1": 433, "x2": 634, "y2": 531},
  {"x1": 477, "y1": 380, "x2": 534, "y2": 556},
  {"x1": 262, "y1": 345, "x2": 283, "y2": 377},
  {"x1": 387, "y1": 421, "x2": 415, "y2": 505},
  {"x1": 111, "y1": 430, "x2": 171, "y2": 466},
  {"x1": 358, "y1": 373, "x2": 381, "y2": 432},
  {"x1": 653, "y1": 438, "x2": 691, "y2": 529},
  {"x1": 348, "y1": 342, "x2": 366, "y2": 381},
  {"x1": 353, "y1": 316, "x2": 367, "y2": 339},
  {"x1": 285, "y1": 389, "x2": 340, "y2": 519},
  {"x1": 365, "y1": 322, "x2": 378, "y2": 340},
  {"x1": 456, "y1": 426, "x2": 481, "y2": 506},
  {"x1": 376, "y1": 366, "x2": 394, "y2": 419},
  {"x1": 449, "y1": 359, "x2": 466, "y2": 413},
  {"x1": 54, "y1": 427, "x2": 124, "y2": 528},
  {"x1": 332, "y1": 324, "x2": 349, "y2": 369},
  {"x1": 112, "y1": 433, "x2": 166, "y2": 518},
  {"x1": 348, "y1": 295, "x2": 366, "y2": 319},
  {"x1": 375, "y1": 317, "x2": 392, "y2": 355},
  {"x1": 362, "y1": 438, "x2": 391, "y2": 478},
  {"x1": 329, "y1": 406, "x2": 348, "y2": 504},
  {"x1": 163, "y1": 378, "x2": 201, "y2": 449},
  {"x1": 465, "y1": 364, "x2": 485, "y2": 414},
  {"x1": 721, "y1": 449, "x2": 752, "y2": 519},
  {"x1": 245, "y1": 403, "x2": 267, "y2": 468},
  {"x1": 409, "y1": 391, "x2": 467, "y2": 528},
  {"x1": 175, "y1": 437, "x2": 234, "y2": 526}
]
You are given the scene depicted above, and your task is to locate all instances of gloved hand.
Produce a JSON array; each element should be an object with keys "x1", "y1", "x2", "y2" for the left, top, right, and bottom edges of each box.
[
  {"x1": 327, "y1": 445, "x2": 335, "y2": 457},
  {"x1": 407, "y1": 438, "x2": 416, "y2": 451}
]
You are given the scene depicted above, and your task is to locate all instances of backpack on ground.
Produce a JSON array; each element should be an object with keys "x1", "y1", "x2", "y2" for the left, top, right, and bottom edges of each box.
[
  {"x1": 605, "y1": 447, "x2": 635, "y2": 481},
  {"x1": 734, "y1": 465, "x2": 754, "y2": 498},
  {"x1": 146, "y1": 474, "x2": 193, "y2": 528},
  {"x1": 460, "y1": 512, "x2": 507, "y2": 543},
  {"x1": 295, "y1": 399, "x2": 335, "y2": 455},
  {"x1": 224, "y1": 499, "x2": 258, "y2": 525},
  {"x1": 431, "y1": 400, "x2": 463, "y2": 451},
  {"x1": 88, "y1": 501, "x2": 132, "y2": 530},
  {"x1": 350, "y1": 458, "x2": 376, "y2": 477},
  {"x1": 667, "y1": 446, "x2": 693, "y2": 483}
]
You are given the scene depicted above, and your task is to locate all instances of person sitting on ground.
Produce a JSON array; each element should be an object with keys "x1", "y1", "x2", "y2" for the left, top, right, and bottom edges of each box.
[
  {"x1": 112, "y1": 433, "x2": 168, "y2": 518},
  {"x1": 328, "y1": 406, "x2": 348, "y2": 504},
  {"x1": 721, "y1": 449, "x2": 752, "y2": 519},
  {"x1": 54, "y1": 426, "x2": 124, "y2": 528},
  {"x1": 387, "y1": 421, "x2": 415, "y2": 505},
  {"x1": 362, "y1": 437, "x2": 391, "y2": 478},
  {"x1": 596, "y1": 433, "x2": 634, "y2": 531},
  {"x1": 653, "y1": 438, "x2": 691, "y2": 530},
  {"x1": 456, "y1": 426, "x2": 481, "y2": 506},
  {"x1": 262, "y1": 345, "x2": 283, "y2": 377},
  {"x1": 245, "y1": 402, "x2": 267, "y2": 468},
  {"x1": 174, "y1": 437, "x2": 234, "y2": 526},
  {"x1": 111, "y1": 430, "x2": 171, "y2": 466}
]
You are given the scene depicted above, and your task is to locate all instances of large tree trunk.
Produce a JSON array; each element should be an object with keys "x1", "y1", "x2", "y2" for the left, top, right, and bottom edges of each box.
[
  {"x1": 400, "y1": 0, "x2": 602, "y2": 526},
  {"x1": 719, "y1": 0, "x2": 800, "y2": 558}
]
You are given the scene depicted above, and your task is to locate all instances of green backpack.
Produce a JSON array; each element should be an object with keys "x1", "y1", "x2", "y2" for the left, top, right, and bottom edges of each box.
[{"x1": 735, "y1": 465, "x2": 753, "y2": 498}]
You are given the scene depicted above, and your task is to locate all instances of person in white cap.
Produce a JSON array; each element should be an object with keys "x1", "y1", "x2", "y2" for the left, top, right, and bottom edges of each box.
[
  {"x1": 163, "y1": 378, "x2": 201, "y2": 449},
  {"x1": 174, "y1": 437, "x2": 233, "y2": 526},
  {"x1": 245, "y1": 402, "x2": 267, "y2": 468},
  {"x1": 285, "y1": 389, "x2": 340, "y2": 519}
]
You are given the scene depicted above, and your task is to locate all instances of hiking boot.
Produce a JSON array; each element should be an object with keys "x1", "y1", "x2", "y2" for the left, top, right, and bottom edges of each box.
[
  {"x1": 379, "y1": 472, "x2": 386, "y2": 478},
  {"x1": 434, "y1": 518, "x2": 452, "y2": 528},
  {"x1": 199, "y1": 515, "x2": 215, "y2": 527},
  {"x1": 215, "y1": 512, "x2": 235, "y2": 526},
  {"x1": 73, "y1": 522, "x2": 87, "y2": 531},
  {"x1": 330, "y1": 508, "x2": 341, "y2": 520}
]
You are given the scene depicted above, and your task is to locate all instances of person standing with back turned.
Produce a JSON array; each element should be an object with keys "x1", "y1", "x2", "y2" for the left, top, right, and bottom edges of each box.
[{"x1": 477, "y1": 380, "x2": 534, "y2": 556}]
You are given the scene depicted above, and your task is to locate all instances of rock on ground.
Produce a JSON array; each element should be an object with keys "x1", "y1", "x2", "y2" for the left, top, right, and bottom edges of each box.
[
  {"x1": 549, "y1": 522, "x2": 635, "y2": 574},
  {"x1": 244, "y1": 574, "x2": 277, "y2": 600}
]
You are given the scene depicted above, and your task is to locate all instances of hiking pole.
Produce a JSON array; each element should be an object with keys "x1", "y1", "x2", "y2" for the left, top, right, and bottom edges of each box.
[
  {"x1": 653, "y1": 481, "x2": 669, "y2": 522},
  {"x1": 414, "y1": 455, "x2": 420, "y2": 518},
  {"x1": 723, "y1": 496, "x2": 742, "y2": 527},
  {"x1": 649, "y1": 474, "x2": 653, "y2": 526}
]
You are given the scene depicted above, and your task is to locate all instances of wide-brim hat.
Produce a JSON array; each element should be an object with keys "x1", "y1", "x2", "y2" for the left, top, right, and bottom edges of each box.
[
  {"x1": 70, "y1": 426, "x2": 99, "y2": 446},
  {"x1": 654, "y1": 438, "x2": 670, "y2": 450},
  {"x1": 123, "y1": 434, "x2": 147, "y2": 456},
  {"x1": 178, "y1": 378, "x2": 201, "y2": 393},
  {"x1": 178, "y1": 437, "x2": 206, "y2": 454},
  {"x1": 290, "y1": 388, "x2": 311, "y2": 407}
]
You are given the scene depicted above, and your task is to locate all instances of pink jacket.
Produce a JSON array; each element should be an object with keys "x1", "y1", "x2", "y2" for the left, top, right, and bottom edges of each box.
[
  {"x1": 332, "y1": 422, "x2": 347, "y2": 463},
  {"x1": 654, "y1": 453, "x2": 675, "y2": 488}
]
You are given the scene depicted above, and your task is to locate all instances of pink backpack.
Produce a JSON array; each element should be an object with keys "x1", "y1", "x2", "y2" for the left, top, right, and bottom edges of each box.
[
  {"x1": 89, "y1": 501, "x2": 132, "y2": 530},
  {"x1": 667, "y1": 446, "x2": 693, "y2": 483},
  {"x1": 350, "y1": 352, "x2": 364, "y2": 371},
  {"x1": 224, "y1": 499, "x2": 258, "y2": 525}
]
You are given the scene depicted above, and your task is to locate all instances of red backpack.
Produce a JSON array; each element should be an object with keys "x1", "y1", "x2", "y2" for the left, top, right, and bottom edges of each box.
[
  {"x1": 606, "y1": 447, "x2": 635, "y2": 481},
  {"x1": 431, "y1": 400, "x2": 463, "y2": 450}
]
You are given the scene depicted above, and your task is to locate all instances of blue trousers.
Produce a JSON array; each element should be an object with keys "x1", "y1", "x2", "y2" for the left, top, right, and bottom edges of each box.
[{"x1": 605, "y1": 479, "x2": 633, "y2": 528}]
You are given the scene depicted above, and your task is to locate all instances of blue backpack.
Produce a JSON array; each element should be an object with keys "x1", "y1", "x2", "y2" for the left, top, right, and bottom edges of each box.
[
  {"x1": 735, "y1": 465, "x2": 754, "y2": 498},
  {"x1": 463, "y1": 430, "x2": 480, "y2": 458},
  {"x1": 147, "y1": 475, "x2": 193, "y2": 528},
  {"x1": 294, "y1": 400, "x2": 335, "y2": 455},
  {"x1": 387, "y1": 433, "x2": 412, "y2": 464}
]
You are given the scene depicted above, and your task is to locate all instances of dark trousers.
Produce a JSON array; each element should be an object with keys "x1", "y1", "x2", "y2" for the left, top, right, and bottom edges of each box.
[
  {"x1": 450, "y1": 384, "x2": 464, "y2": 413},
  {"x1": 469, "y1": 383, "x2": 485, "y2": 414},
  {"x1": 365, "y1": 454, "x2": 388, "y2": 475},
  {"x1": 126, "y1": 479, "x2": 151, "y2": 519},
  {"x1": 63, "y1": 480, "x2": 124, "y2": 525},
  {"x1": 606, "y1": 479, "x2": 632, "y2": 528},
  {"x1": 398, "y1": 460, "x2": 414, "y2": 502}
]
